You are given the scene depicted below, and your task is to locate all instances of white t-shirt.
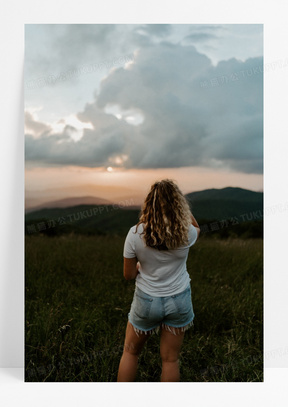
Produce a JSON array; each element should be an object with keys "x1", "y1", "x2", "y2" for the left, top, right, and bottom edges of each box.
[{"x1": 123, "y1": 223, "x2": 198, "y2": 296}]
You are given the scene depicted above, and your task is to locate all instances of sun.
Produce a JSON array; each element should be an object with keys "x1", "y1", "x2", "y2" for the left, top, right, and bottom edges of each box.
[{"x1": 107, "y1": 166, "x2": 114, "y2": 172}]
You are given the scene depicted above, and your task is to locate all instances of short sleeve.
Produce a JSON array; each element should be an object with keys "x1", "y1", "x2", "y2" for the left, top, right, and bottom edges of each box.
[
  {"x1": 123, "y1": 227, "x2": 136, "y2": 258},
  {"x1": 188, "y1": 224, "x2": 198, "y2": 247}
]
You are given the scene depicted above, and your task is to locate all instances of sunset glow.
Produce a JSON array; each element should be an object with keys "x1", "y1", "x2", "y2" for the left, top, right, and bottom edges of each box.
[{"x1": 25, "y1": 165, "x2": 263, "y2": 210}]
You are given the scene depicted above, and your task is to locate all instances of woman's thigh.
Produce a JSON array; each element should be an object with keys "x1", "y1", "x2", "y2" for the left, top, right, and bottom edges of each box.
[
  {"x1": 160, "y1": 327, "x2": 185, "y2": 362},
  {"x1": 123, "y1": 321, "x2": 151, "y2": 356}
]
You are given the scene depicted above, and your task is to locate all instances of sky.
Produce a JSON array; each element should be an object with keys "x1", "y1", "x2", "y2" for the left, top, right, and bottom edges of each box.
[{"x1": 25, "y1": 24, "x2": 263, "y2": 208}]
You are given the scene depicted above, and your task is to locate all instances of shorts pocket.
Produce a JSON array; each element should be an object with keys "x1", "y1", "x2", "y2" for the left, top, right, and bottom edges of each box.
[
  {"x1": 133, "y1": 291, "x2": 153, "y2": 319},
  {"x1": 171, "y1": 287, "x2": 192, "y2": 315}
]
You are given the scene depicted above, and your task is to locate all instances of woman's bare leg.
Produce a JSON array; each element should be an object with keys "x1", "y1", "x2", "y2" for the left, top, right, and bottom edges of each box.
[
  {"x1": 160, "y1": 327, "x2": 185, "y2": 382},
  {"x1": 117, "y1": 321, "x2": 151, "y2": 382}
]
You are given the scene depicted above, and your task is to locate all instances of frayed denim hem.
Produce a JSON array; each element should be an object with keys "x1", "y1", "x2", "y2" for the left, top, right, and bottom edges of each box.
[
  {"x1": 161, "y1": 320, "x2": 194, "y2": 336},
  {"x1": 130, "y1": 320, "x2": 194, "y2": 337},
  {"x1": 131, "y1": 324, "x2": 161, "y2": 337}
]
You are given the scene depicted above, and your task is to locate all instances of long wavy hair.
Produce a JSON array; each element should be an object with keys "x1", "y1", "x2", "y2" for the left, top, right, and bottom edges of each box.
[{"x1": 135, "y1": 179, "x2": 192, "y2": 250}]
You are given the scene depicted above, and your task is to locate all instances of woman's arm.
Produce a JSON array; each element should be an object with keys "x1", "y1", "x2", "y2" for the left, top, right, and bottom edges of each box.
[
  {"x1": 191, "y1": 213, "x2": 201, "y2": 238},
  {"x1": 123, "y1": 257, "x2": 139, "y2": 280}
]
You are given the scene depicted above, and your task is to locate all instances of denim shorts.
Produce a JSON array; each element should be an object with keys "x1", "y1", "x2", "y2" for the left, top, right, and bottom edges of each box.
[{"x1": 128, "y1": 283, "x2": 195, "y2": 336}]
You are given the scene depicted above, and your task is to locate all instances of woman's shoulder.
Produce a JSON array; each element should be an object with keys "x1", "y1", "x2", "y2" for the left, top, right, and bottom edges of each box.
[{"x1": 130, "y1": 223, "x2": 144, "y2": 233}]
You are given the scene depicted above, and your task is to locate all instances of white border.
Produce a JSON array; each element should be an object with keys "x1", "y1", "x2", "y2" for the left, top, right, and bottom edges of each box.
[{"x1": 1, "y1": 0, "x2": 288, "y2": 404}]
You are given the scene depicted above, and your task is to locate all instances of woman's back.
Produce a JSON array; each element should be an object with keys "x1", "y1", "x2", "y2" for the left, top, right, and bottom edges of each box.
[{"x1": 123, "y1": 222, "x2": 198, "y2": 296}]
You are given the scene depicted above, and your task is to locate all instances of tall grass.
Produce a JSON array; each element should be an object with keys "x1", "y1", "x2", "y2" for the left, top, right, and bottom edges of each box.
[{"x1": 25, "y1": 234, "x2": 262, "y2": 382}]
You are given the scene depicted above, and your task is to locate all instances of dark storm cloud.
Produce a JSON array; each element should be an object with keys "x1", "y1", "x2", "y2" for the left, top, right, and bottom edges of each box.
[
  {"x1": 25, "y1": 41, "x2": 263, "y2": 174},
  {"x1": 25, "y1": 106, "x2": 129, "y2": 167}
]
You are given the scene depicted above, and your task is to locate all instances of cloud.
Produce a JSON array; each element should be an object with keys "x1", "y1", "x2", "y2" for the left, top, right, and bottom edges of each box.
[
  {"x1": 194, "y1": 24, "x2": 225, "y2": 31},
  {"x1": 25, "y1": 41, "x2": 263, "y2": 174},
  {"x1": 51, "y1": 24, "x2": 119, "y2": 63},
  {"x1": 182, "y1": 24, "x2": 225, "y2": 44},
  {"x1": 25, "y1": 102, "x2": 136, "y2": 167},
  {"x1": 25, "y1": 111, "x2": 51, "y2": 137},
  {"x1": 25, "y1": 24, "x2": 131, "y2": 81},
  {"x1": 184, "y1": 33, "x2": 219, "y2": 43},
  {"x1": 136, "y1": 24, "x2": 173, "y2": 38}
]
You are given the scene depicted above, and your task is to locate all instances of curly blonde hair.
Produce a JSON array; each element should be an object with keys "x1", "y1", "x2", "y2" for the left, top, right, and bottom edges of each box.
[{"x1": 135, "y1": 179, "x2": 192, "y2": 250}]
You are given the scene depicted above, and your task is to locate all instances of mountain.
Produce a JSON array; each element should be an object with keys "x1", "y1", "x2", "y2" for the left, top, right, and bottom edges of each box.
[
  {"x1": 25, "y1": 204, "x2": 141, "y2": 236},
  {"x1": 25, "y1": 183, "x2": 145, "y2": 210},
  {"x1": 25, "y1": 196, "x2": 112, "y2": 214},
  {"x1": 185, "y1": 187, "x2": 262, "y2": 202},
  {"x1": 25, "y1": 187, "x2": 263, "y2": 237},
  {"x1": 185, "y1": 187, "x2": 263, "y2": 221}
]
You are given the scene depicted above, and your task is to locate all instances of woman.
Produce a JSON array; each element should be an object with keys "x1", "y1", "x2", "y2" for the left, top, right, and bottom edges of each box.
[{"x1": 117, "y1": 179, "x2": 200, "y2": 382}]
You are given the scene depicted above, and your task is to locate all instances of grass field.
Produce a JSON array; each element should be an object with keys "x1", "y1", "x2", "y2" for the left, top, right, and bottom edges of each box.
[{"x1": 25, "y1": 234, "x2": 263, "y2": 382}]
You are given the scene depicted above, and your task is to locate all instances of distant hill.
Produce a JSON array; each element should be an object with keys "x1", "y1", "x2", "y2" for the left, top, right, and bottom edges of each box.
[
  {"x1": 185, "y1": 187, "x2": 263, "y2": 221},
  {"x1": 25, "y1": 204, "x2": 141, "y2": 236},
  {"x1": 185, "y1": 187, "x2": 262, "y2": 202},
  {"x1": 25, "y1": 196, "x2": 112, "y2": 214},
  {"x1": 25, "y1": 187, "x2": 263, "y2": 237}
]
